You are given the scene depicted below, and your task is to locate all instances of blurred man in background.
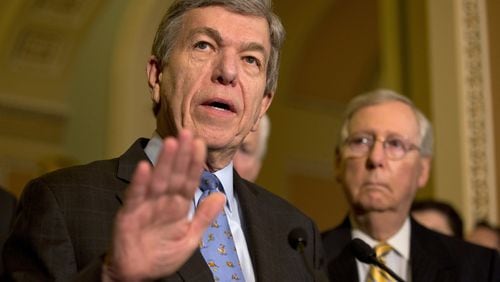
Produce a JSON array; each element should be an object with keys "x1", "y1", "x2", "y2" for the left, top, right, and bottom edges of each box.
[
  {"x1": 233, "y1": 114, "x2": 270, "y2": 181},
  {"x1": 411, "y1": 199, "x2": 463, "y2": 238},
  {"x1": 467, "y1": 220, "x2": 500, "y2": 251},
  {"x1": 0, "y1": 186, "x2": 16, "y2": 277}
]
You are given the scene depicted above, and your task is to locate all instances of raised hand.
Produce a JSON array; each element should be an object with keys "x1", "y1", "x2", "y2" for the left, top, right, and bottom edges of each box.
[{"x1": 103, "y1": 130, "x2": 226, "y2": 281}]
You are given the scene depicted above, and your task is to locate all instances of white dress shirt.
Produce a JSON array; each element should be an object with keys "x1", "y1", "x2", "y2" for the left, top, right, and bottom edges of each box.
[
  {"x1": 144, "y1": 132, "x2": 256, "y2": 282},
  {"x1": 351, "y1": 217, "x2": 411, "y2": 282}
]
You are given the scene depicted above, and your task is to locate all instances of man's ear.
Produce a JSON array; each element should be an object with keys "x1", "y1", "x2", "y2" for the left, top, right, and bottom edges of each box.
[
  {"x1": 251, "y1": 92, "x2": 274, "y2": 132},
  {"x1": 417, "y1": 157, "x2": 432, "y2": 189},
  {"x1": 146, "y1": 56, "x2": 162, "y2": 103}
]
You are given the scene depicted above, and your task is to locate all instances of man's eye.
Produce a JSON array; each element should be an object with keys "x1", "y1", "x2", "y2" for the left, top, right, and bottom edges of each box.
[
  {"x1": 194, "y1": 41, "x2": 210, "y2": 50},
  {"x1": 349, "y1": 136, "x2": 370, "y2": 145},
  {"x1": 386, "y1": 138, "x2": 405, "y2": 149},
  {"x1": 243, "y1": 56, "x2": 261, "y2": 66}
]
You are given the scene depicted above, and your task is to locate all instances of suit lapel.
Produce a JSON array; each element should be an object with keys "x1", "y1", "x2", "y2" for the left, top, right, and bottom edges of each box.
[
  {"x1": 410, "y1": 219, "x2": 457, "y2": 282},
  {"x1": 176, "y1": 250, "x2": 214, "y2": 282},
  {"x1": 116, "y1": 138, "x2": 151, "y2": 183},
  {"x1": 325, "y1": 218, "x2": 359, "y2": 282},
  {"x1": 233, "y1": 172, "x2": 283, "y2": 281},
  {"x1": 329, "y1": 245, "x2": 359, "y2": 282},
  {"x1": 114, "y1": 138, "x2": 151, "y2": 204}
]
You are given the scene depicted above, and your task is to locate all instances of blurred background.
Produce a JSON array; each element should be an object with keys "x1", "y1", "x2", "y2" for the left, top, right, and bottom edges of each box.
[{"x1": 0, "y1": 0, "x2": 498, "y2": 233}]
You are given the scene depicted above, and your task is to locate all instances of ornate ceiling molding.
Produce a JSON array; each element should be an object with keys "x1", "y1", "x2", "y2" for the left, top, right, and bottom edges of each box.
[{"x1": 4, "y1": 0, "x2": 103, "y2": 76}]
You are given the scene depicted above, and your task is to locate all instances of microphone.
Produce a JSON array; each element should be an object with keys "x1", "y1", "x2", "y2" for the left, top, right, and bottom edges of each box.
[
  {"x1": 349, "y1": 238, "x2": 405, "y2": 282},
  {"x1": 288, "y1": 227, "x2": 308, "y2": 251},
  {"x1": 288, "y1": 228, "x2": 328, "y2": 282}
]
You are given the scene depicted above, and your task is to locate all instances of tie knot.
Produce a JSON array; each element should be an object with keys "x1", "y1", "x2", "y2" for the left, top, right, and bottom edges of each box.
[
  {"x1": 374, "y1": 242, "x2": 392, "y2": 259},
  {"x1": 200, "y1": 171, "x2": 221, "y2": 193}
]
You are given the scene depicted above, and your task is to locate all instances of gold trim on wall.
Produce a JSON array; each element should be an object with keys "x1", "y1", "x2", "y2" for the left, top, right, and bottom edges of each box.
[{"x1": 460, "y1": 0, "x2": 497, "y2": 224}]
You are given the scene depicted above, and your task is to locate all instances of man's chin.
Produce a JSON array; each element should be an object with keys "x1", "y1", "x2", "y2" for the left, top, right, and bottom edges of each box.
[
  {"x1": 354, "y1": 198, "x2": 391, "y2": 213},
  {"x1": 205, "y1": 139, "x2": 240, "y2": 158}
]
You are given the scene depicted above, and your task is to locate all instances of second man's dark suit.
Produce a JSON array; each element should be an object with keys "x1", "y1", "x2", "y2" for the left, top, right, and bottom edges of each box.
[
  {"x1": 3, "y1": 138, "x2": 324, "y2": 281},
  {"x1": 322, "y1": 217, "x2": 500, "y2": 282},
  {"x1": 0, "y1": 187, "x2": 17, "y2": 276}
]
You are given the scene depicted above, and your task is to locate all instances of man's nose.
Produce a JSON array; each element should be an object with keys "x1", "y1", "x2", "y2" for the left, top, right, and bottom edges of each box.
[
  {"x1": 366, "y1": 140, "x2": 386, "y2": 169},
  {"x1": 212, "y1": 52, "x2": 238, "y2": 86}
]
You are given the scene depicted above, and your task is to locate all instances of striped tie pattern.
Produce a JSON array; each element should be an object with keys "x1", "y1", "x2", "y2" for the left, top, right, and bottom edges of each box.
[
  {"x1": 198, "y1": 171, "x2": 245, "y2": 281},
  {"x1": 366, "y1": 242, "x2": 393, "y2": 282}
]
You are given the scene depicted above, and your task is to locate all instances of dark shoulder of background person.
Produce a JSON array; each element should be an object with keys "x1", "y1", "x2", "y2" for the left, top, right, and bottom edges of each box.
[{"x1": 0, "y1": 186, "x2": 17, "y2": 276}]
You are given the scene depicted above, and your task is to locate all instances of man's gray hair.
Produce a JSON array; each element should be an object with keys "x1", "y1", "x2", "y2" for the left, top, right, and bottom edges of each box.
[
  {"x1": 151, "y1": 0, "x2": 285, "y2": 115},
  {"x1": 338, "y1": 89, "x2": 434, "y2": 157}
]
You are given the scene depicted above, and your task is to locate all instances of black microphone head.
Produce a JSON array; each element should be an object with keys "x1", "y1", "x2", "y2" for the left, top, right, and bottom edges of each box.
[
  {"x1": 288, "y1": 227, "x2": 308, "y2": 250},
  {"x1": 349, "y1": 238, "x2": 377, "y2": 264}
]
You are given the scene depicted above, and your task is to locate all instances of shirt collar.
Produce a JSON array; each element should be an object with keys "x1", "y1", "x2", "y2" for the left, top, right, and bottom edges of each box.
[
  {"x1": 212, "y1": 163, "x2": 235, "y2": 211},
  {"x1": 144, "y1": 132, "x2": 236, "y2": 211},
  {"x1": 351, "y1": 217, "x2": 411, "y2": 260},
  {"x1": 144, "y1": 131, "x2": 163, "y2": 165}
]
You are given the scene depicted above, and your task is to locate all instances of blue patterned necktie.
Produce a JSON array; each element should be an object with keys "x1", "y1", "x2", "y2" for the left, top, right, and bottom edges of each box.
[{"x1": 198, "y1": 171, "x2": 245, "y2": 281}]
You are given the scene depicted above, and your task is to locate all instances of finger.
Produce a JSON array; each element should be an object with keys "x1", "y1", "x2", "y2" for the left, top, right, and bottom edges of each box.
[
  {"x1": 168, "y1": 130, "x2": 194, "y2": 192},
  {"x1": 189, "y1": 192, "x2": 226, "y2": 242},
  {"x1": 149, "y1": 137, "x2": 178, "y2": 196},
  {"x1": 122, "y1": 161, "x2": 152, "y2": 212},
  {"x1": 182, "y1": 137, "x2": 206, "y2": 198}
]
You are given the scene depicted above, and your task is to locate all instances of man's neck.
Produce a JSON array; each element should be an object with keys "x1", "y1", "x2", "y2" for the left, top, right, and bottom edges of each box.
[
  {"x1": 351, "y1": 211, "x2": 408, "y2": 241},
  {"x1": 205, "y1": 148, "x2": 235, "y2": 172},
  {"x1": 155, "y1": 127, "x2": 236, "y2": 172}
]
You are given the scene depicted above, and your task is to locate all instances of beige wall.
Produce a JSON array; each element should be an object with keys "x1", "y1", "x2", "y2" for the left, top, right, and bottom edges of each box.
[{"x1": 487, "y1": 0, "x2": 500, "y2": 221}]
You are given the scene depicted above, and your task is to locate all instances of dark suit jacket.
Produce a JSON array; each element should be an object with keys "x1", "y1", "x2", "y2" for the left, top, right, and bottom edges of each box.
[
  {"x1": 322, "y1": 217, "x2": 500, "y2": 282},
  {"x1": 0, "y1": 187, "x2": 17, "y2": 275},
  {"x1": 3, "y1": 139, "x2": 324, "y2": 281}
]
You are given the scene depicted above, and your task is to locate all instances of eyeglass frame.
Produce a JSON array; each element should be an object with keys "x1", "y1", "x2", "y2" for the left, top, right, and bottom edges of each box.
[{"x1": 341, "y1": 132, "x2": 421, "y2": 160}]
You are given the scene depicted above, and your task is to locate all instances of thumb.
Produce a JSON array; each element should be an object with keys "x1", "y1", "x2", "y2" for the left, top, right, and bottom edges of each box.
[{"x1": 189, "y1": 192, "x2": 226, "y2": 242}]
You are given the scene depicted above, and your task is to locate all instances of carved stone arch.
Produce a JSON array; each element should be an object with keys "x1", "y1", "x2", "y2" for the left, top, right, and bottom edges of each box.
[{"x1": 107, "y1": 0, "x2": 173, "y2": 157}]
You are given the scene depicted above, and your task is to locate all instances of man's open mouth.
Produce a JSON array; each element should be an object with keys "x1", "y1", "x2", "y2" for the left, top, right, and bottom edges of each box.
[{"x1": 202, "y1": 99, "x2": 236, "y2": 113}]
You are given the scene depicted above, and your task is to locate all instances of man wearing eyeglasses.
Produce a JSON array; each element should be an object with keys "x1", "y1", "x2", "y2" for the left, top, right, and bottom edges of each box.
[{"x1": 322, "y1": 89, "x2": 500, "y2": 282}]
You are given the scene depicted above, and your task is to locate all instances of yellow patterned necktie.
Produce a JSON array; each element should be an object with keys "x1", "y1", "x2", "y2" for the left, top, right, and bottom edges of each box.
[{"x1": 366, "y1": 242, "x2": 393, "y2": 282}]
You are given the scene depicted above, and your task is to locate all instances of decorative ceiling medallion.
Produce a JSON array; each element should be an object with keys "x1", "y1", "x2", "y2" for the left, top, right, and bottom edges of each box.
[
  {"x1": 29, "y1": 0, "x2": 102, "y2": 28},
  {"x1": 9, "y1": 27, "x2": 70, "y2": 75},
  {"x1": 5, "y1": 0, "x2": 104, "y2": 76}
]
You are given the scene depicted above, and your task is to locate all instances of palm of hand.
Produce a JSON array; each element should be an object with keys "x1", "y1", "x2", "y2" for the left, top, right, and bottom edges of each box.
[{"x1": 105, "y1": 130, "x2": 225, "y2": 281}]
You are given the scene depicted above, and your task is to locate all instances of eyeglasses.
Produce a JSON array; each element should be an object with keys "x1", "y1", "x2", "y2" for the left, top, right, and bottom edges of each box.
[{"x1": 343, "y1": 133, "x2": 420, "y2": 160}]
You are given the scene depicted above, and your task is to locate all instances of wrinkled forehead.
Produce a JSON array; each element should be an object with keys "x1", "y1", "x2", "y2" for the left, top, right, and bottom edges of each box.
[
  {"x1": 181, "y1": 6, "x2": 271, "y2": 46},
  {"x1": 348, "y1": 101, "x2": 420, "y2": 140}
]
